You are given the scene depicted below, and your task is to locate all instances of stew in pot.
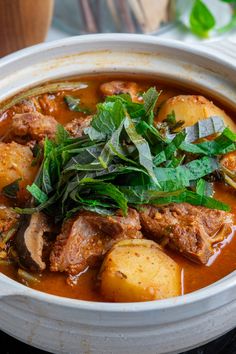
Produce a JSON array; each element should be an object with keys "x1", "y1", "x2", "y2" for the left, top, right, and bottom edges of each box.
[{"x1": 0, "y1": 74, "x2": 236, "y2": 302}]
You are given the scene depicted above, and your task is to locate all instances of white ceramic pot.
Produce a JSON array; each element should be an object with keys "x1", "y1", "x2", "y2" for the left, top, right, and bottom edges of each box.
[{"x1": 0, "y1": 34, "x2": 236, "y2": 354}]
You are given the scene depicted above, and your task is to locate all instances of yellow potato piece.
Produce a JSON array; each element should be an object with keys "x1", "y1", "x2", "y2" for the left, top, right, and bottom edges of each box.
[
  {"x1": 0, "y1": 142, "x2": 38, "y2": 200},
  {"x1": 157, "y1": 95, "x2": 236, "y2": 132},
  {"x1": 99, "y1": 239, "x2": 181, "y2": 302}
]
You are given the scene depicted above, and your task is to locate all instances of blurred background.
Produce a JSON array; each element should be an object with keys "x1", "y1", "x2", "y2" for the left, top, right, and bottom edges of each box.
[
  {"x1": 49, "y1": 0, "x2": 236, "y2": 42},
  {"x1": 1, "y1": 0, "x2": 236, "y2": 57}
]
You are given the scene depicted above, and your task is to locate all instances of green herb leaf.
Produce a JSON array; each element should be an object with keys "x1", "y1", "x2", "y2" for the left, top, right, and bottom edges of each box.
[
  {"x1": 64, "y1": 95, "x2": 91, "y2": 114},
  {"x1": 44, "y1": 138, "x2": 55, "y2": 158},
  {"x1": 26, "y1": 184, "x2": 48, "y2": 204},
  {"x1": 154, "y1": 157, "x2": 219, "y2": 185},
  {"x1": 181, "y1": 127, "x2": 236, "y2": 156},
  {"x1": 55, "y1": 124, "x2": 70, "y2": 145},
  {"x1": 24, "y1": 87, "x2": 234, "y2": 219},
  {"x1": 70, "y1": 178, "x2": 128, "y2": 215},
  {"x1": 136, "y1": 120, "x2": 166, "y2": 146},
  {"x1": 164, "y1": 110, "x2": 185, "y2": 132},
  {"x1": 143, "y1": 87, "x2": 160, "y2": 125},
  {"x1": 66, "y1": 205, "x2": 114, "y2": 218},
  {"x1": 151, "y1": 189, "x2": 230, "y2": 211},
  {"x1": 98, "y1": 120, "x2": 125, "y2": 168},
  {"x1": 184, "y1": 116, "x2": 225, "y2": 142},
  {"x1": 190, "y1": 0, "x2": 216, "y2": 38},
  {"x1": 90, "y1": 100, "x2": 125, "y2": 137},
  {"x1": 196, "y1": 179, "x2": 213, "y2": 197},
  {"x1": 165, "y1": 110, "x2": 176, "y2": 125},
  {"x1": 64, "y1": 144, "x2": 104, "y2": 169},
  {"x1": 121, "y1": 184, "x2": 184, "y2": 204},
  {"x1": 124, "y1": 114, "x2": 159, "y2": 186},
  {"x1": 31, "y1": 143, "x2": 43, "y2": 166},
  {"x1": 84, "y1": 126, "x2": 106, "y2": 141},
  {"x1": 154, "y1": 132, "x2": 186, "y2": 166},
  {"x1": 106, "y1": 94, "x2": 145, "y2": 118},
  {"x1": 2, "y1": 179, "x2": 21, "y2": 199}
]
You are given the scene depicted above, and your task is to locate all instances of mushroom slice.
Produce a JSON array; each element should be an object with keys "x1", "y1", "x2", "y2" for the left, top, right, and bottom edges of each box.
[{"x1": 16, "y1": 212, "x2": 52, "y2": 271}]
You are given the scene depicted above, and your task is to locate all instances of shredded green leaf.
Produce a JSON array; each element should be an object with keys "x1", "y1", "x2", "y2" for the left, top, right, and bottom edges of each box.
[
  {"x1": 143, "y1": 87, "x2": 161, "y2": 125},
  {"x1": 124, "y1": 114, "x2": 159, "y2": 186},
  {"x1": 55, "y1": 124, "x2": 70, "y2": 145},
  {"x1": 164, "y1": 110, "x2": 185, "y2": 132},
  {"x1": 19, "y1": 88, "x2": 235, "y2": 220},
  {"x1": 2, "y1": 179, "x2": 21, "y2": 199},
  {"x1": 184, "y1": 116, "x2": 226, "y2": 142},
  {"x1": 64, "y1": 95, "x2": 91, "y2": 114},
  {"x1": 27, "y1": 184, "x2": 48, "y2": 204},
  {"x1": 196, "y1": 179, "x2": 213, "y2": 197}
]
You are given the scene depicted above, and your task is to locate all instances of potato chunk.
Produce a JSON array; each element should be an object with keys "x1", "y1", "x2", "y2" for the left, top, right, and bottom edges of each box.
[
  {"x1": 157, "y1": 95, "x2": 236, "y2": 132},
  {"x1": 0, "y1": 142, "x2": 38, "y2": 200},
  {"x1": 99, "y1": 239, "x2": 181, "y2": 302}
]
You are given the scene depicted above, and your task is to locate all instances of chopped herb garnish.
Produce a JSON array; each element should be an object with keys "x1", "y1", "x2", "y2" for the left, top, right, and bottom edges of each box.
[
  {"x1": 64, "y1": 95, "x2": 91, "y2": 114},
  {"x1": 143, "y1": 87, "x2": 161, "y2": 125},
  {"x1": 31, "y1": 143, "x2": 43, "y2": 166},
  {"x1": 20, "y1": 88, "x2": 236, "y2": 220},
  {"x1": 2, "y1": 179, "x2": 21, "y2": 199},
  {"x1": 196, "y1": 179, "x2": 213, "y2": 197},
  {"x1": 164, "y1": 111, "x2": 185, "y2": 132},
  {"x1": 27, "y1": 184, "x2": 48, "y2": 204}
]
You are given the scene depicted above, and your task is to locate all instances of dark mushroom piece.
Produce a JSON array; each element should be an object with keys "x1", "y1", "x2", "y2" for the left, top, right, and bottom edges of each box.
[{"x1": 15, "y1": 212, "x2": 53, "y2": 271}]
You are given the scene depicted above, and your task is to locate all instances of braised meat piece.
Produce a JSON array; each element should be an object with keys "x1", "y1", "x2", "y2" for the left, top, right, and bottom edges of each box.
[
  {"x1": 12, "y1": 99, "x2": 39, "y2": 114},
  {"x1": 139, "y1": 203, "x2": 233, "y2": 264},
  {"x1": 100, "y1": 81, "x2": 142, "y2": 102},
  {"x1": 65, "y1": 115, "x2": 93, "y2": 137},
  {"x1": 37, "y1": 94, "x2": 60, "y2": 114},
  {"x1": 0, "y1": 206, "x2": 19, "y2": 235},
  {"x1": 10, "y1": 112, "x2": 58, "y2": 142},
  {"x1": 50, "y1": 208, "x2": 142, "y2": 277}
]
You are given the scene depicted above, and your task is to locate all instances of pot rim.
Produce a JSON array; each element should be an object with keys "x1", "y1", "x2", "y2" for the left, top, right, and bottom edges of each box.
[
  {"x1": 0, "y1": 33, "x2": 234, "y2": 71},
  {"x1": 1, "y1": 33, "x2": 236, "y2": 312}
]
